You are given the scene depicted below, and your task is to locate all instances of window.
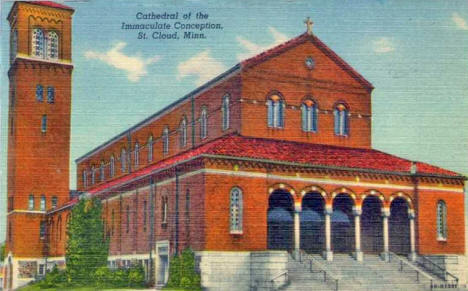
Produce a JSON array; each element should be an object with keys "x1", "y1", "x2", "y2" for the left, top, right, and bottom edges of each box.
[
  {"x1": 52, "y1": 196, "x2": 57, "y2": 209},
  {"x1": 267, "y1": 93, "x2": 284, "y2": 128},
  {"x1": 143, "y1": 200, "x2": 148, "y2": 232},
  {"x1": 147, "y1": 136, "x2": 153, "y2": 162},
  {"x1": 301, "y1": 99, "x2": 318, "y2": 132},
  {"x1": 32, "y1": 28, "x2": 45, "y2": 58},
  {"x1": 437, "y1": 200, "x2": 447, "y2": 240},
  {"x1": 91, "y1": 166, "x2": 95, "y2": 185},
  {"x1": 179, "y1": 117, "x2": 187, "y2": 148},
  {"x1": 134, "y1": 142, "x2": 140, "y2": 168},
  {"x1": 162, "y1": 127, "x2": 169, "y2": 155},
  {"x1": 47, "y1": 31, "x2": 59, "y2": 59},
  {"x1": 47, "y1": 87, "x2": 55, "y2": 103},
  {"x1": 110, "y1": 156, "x2": 115, "y2": 177},
  {"x1": 82, "y1": 170, "x2": 88, "y2": 188},
  {"x1": 222, "y1": 94, "x2": 230, "y2": 130},
  {"x1": 200, "y1": 107, "x2": 208, "y2": 139},
  {"x1": 36, "y1": 84, "x2": 44, "y2": 102},
  {"x1": 100, "y1": 161, "x2": 105, "y2": 181},
  {"x1": 126, "y1": 205, "x2": 130, "y2": 233},
  {"x1": 29, "y1": 194, "x2": 35, "y2": 210},
  {"x1": 40, "y1": 195, "x2": 46, "y2": 211},
  {"x1": 121, "y1": 148, "x2": 127, "y2": 173},
  {"x1": 334, "y1": 103, "x2": 349, "y2": 136},
  {"x1": 111, "y1": 209, "x2": 115, "y2": 236},
  {"x1": 41, "y1": 115, "x2": 47, "y2": 133},
  {"x1": 230, "y1": 187, "x2": 243, "y2": 234},
  {"x1": 40, "y1": 221, "x2": 46, "y2": 239},
  {"x1": 57, "y1": 216, "x2": 62, "y2": 242},
  {"x1": 162, "y1": 197, "x2": 168, "y2": 224}
]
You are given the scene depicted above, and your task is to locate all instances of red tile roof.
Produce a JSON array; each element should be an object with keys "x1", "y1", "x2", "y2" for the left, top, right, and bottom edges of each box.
[
  {"x1": 25, "y1": 1, "x2": 74, "y2": 11},
  {"x1": 87, "y1": 134, "x2": 461, "y2": 195},
  {"x1": 241, "y1": 33, "x2": 374, "y2": 90}
]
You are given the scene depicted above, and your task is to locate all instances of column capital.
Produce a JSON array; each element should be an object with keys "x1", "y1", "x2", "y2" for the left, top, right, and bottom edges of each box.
[
  {"x1": 324, "y1": 205, "x2": 333, "y2": 215},
  {"x1": 294, "y1": 203, "x2": 302, "y2": 213},
  {"x1": 408, "y1": 209, "x2": 416, "y2": 219},
  {"x1": 352, "y1": 206, "x2": 362, "y2": 216},
  {"x1": 381, "y1": 207, "x2": 390, "y2": 217}
]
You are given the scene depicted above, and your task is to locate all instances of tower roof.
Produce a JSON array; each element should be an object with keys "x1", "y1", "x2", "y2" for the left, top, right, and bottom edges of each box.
[{"x1": 25, "y1": 1, "x2": 74, "y2": 11}]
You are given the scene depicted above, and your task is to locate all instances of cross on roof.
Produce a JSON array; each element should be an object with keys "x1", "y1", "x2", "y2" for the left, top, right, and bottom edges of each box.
[{"x1": 304, "y1": 17, "x2": 313, "y2": 35}]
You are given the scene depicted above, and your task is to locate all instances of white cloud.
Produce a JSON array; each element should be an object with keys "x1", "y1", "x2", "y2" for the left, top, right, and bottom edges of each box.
[
  {"x1": 236, "y1": 27, "x2": 288, "y2": 61},
  {"x1": 452, "y1": 12, "x2": 468, "y2": 30},
  {"x1": 177, "y1": 50, "x2": 227, "y2": 86},
  {"x1": 373, "y1": 37, "x2": 395, "y2": 54},
  {"x1": 84, "y1": 42, "x2": 160, "y2": 82}
]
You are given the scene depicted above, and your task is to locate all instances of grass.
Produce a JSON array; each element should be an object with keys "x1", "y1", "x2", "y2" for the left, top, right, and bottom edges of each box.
[{"x1": 20, "y1": 286, "x2": 148, "y2": 291}]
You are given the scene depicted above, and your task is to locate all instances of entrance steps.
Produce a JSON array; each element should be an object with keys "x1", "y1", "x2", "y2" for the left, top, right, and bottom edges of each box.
[{"x1": 283, "y1": 253, "x2": 459, "y2": 291}]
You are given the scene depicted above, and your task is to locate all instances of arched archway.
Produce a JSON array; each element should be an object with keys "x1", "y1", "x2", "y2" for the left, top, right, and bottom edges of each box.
[
  {"x1": 389, "y1": 197, "x2": 411, "y2": 254},
  {"x1": 332, "y1": 194, "x2": 355, "y2": 252},
  {"x1": 361, "y1": 196, "x2": 383, "y2": 253},
  {"x1": 267, "y1": 190, "x2": 294, "y2": 250},
  {"x1": 300, "y1": 192, "x2": 324, "y2": 253}
]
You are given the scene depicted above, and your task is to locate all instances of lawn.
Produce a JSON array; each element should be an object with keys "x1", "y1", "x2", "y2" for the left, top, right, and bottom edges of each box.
[{"x1": 19, "y1": 286, "x2": 149, "y2": 291}]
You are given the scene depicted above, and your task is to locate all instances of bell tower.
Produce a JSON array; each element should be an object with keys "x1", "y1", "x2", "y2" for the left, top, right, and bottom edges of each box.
[{"x1": 5, "y1": 2, "x2": 74, "y2": 289}]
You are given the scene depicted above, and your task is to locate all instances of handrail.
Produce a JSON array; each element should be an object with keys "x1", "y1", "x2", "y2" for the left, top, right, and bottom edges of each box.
[
  {"x1": 388, "y1": 252, "x2": 433, "y2": 282},
  {"x1": 254, "y1": 270, "x2": 289, "y2": 291},
  {"x1": 298, "y1": 250, "x2": 340, "y2": 291},
  {"x1": 417, "y1": 255, "x2": 458, "y2": 283},
  {"x1": 270, "y1": 271, "x2": 288, "y2": 283}
]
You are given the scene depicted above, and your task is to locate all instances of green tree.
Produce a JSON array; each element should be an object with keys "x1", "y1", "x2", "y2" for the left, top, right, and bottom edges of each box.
[
  {"x1": 0, "y1": 242, "x2": 5, "y2": 262},
  {"x1": 65, "y1": 197, "x2": 108, "y2": 285}
]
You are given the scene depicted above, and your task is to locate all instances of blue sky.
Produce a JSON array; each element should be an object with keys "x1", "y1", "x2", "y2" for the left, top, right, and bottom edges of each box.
[{"x1": 1, "y1": 0, "x2": 468, "y2": 241}]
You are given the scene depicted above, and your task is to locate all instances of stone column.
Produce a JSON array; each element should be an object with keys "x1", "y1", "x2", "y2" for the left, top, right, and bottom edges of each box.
[
  {"x1": 353, "y1": 206, "x2": 363, "y2": 261},
  {"x1": 323, "y1": 205, "x2": 333, "y2": 261},
  {"x1": 408, "y1": 209, "x2": 417, "y2": 261},
  {"x1": 294, "y1": 203, "x2": 301, "y2": 259},
  {"x1": 381, "y1": 207, "x2": 390, "y2": 261}
]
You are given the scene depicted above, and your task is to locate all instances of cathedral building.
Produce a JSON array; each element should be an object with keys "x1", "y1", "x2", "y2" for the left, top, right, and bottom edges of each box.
[{"x1": 3, "y1": 2, "x2": 466, "y2": 290}]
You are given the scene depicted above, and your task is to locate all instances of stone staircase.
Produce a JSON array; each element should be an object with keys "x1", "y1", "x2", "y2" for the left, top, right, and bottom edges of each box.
[{"x1": 282, "y1": 253, "x2": 454, "y2": 291}]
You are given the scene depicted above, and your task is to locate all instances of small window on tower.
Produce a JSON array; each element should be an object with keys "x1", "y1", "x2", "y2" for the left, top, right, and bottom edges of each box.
[
  {"x1": 41, "y1": 115, "x2": 47, "y2": 133},
  {"x1": 47, "y1": 87, "x2": 55, "y2": 104},
  {"x1": 40, "y1": 195, "x2": 46, "y2": 211},
  {"x1": 36, "y1": 85, "x2": 44, "y2": 102},
  {"x1": 40, "y1": 221, "x2": 46, "y2": 239},
  {"x1": 52, "y1": 196, "x2": 58, "y2": 209},
  {"x1": 29, "y1": 194, "x2": 35, "y2": 210},
  {"x1": 47, "y1": 31, "x2": 59, "y2": 60},
  {"x1": 32, "y1": 28, "x2": 45, "y2": 58}
]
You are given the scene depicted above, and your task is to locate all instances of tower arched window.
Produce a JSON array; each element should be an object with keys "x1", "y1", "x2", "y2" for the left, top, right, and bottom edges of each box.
[
  {"x1": 301, "y1": 99, "x2": 318, "y2": 132},
  {"x1": 333, "y1": 103, "x2": 349, "y2": 136},
  {"x1": 47, "y1": 31, "x2": 59, "y2": 60},
  {"x1": 147, "y1": 136, "x2": 153, "y2": 162},
  {"x1": 437, "y1": 200, "x2": 447, "y2": 240},
  {"x1": 163, "y1": 127, "x2": 169, "y2": 155},
  {"x1": 267, "y1": 93, "x2": 284, "y2": 128},
  {"x1": 91, "y1": 166, "x2": 95, "y2": 185},
  {"x1": 82, "y1": 169, "x2": 88, "y2": 188},
  {"x1": 180, "y1": 117, "x2": 187, "y2": 148},
  {"x1": 222, "y1": 94, "x2": 230, "y2": 130},
  {"x1": 134, "y1": 142, "x2": 140, "y2": 168},
  {"x1": 40, "y1": 195, "x2": 46, "y2": 211},
  {"x1": 36, "y1": 84, "x2": 44, "y2": 102},
  {"x1": 230, "y1": 187, "x2": 243, "y2": 234},
  {"x1": 32, "y1": 28, "x2": 45, "y2": 58},
  {"x1": 100, "y1": 161, "x2": 105, "y2": 182},
  {"x1": 29, "y1": 194, "x2": 35, "y2": 210},
  {"x1": 121, "y1": 148, "x2": 127, "y2": 173},
  {"x1": 200, "y1": 107, "x2": 208, "y2": 139},
  {"x1": 110, "y1": 156, "x2": 115, "y2": 177},
  {"x1": 47, "y1": 87, "x2": 55, "y2": 104}
]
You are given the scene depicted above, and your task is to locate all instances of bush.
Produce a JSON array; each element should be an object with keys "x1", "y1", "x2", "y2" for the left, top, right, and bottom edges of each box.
[
  {"x1": 37, "y1": 265, "x2": 68, "y2": 288},
  {"x1": 166, "y1": 248, "x2": 201, "y2": 290},
  {"x1": 94, "y1": 264, "x2": 145, "y2": 289},
  {"x1": 128, "y1": 264, "x2": 146, "y2": 288}
]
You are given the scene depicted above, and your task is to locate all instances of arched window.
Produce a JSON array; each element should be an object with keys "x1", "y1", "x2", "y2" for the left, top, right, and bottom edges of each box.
[
  {"x1": 230, "y1": 187, "x2": 243, "y2": 234},
  {"x1": 200, "y1": 107, "x2": 208, "y2": 139},
  {"x1": 91, "y1": 165, "x2": 95, "y2": 185},
  {"x1": 110, "y1": 156, "x2": 115, "y2": 177},
  {"x1": 52, "y1": 196, "x2": 58, "y2": 209},
  {"x1": 301, "y1": 99, "x2": 318, "y2": 132},
  {"x1": 334, "y1": 103, "x2": 349, "y2": 136},
  {"x1": 143, "y1": 200, "x2": 148, "y2": 232},
  {"x1": 147, "y1": 136, "x2": 153, "y2": 162},
  {"x1": 222, "y1": 94, "x2": 230, "y2": 130},
  {"x1": 134, "y1": 142, "x2": 140, "y2": 168},
  {"x1": 179, "y1": 117, "x2": 187, "y2": 148},
  {"x1": 100, "y1": 161, "x2": 105, "y2": 182},
  {"x1": 267, "y1": 93, "x2": 284, "y2": 128},
  {"x1": 41, "y1": 115, "x2": 47, "y2": 133},
  {"x1": 47, "y1": 31, "x2": 59, "y2": 59},
  {"x1": 47, "y1": 87, "x2": 55, "y2": 104},
  {"x1": 162, "y1": 127, "x2": 169, "y2": 155},
  {"x1": 111, "y1": 209, "x2": 115, "y2": 236},
  {"x1": 126, "y1": 205, "x2": 130, "y2": 233},
  {"x1": 82, "y1": 169, "x2": 88, "y2": 188},
  {"x1": 162, "y1": 196, "x2": 168, "y2": 224},
  {"x1": 36, "y1": 84, "x2": 44, "y2": 102},
  {"x1": 40, "y1": 195, "x2": 46, "y2": 211},
  {"x1": 32, "y1": 28, "x2": 45, "y2": 58},
  {"x1": 29, "y1": 194, "x2": 35, "y2": 210},
  {"x1": 121, "y1": 148, "x2": 127, "y2": 173},
  {"x1": 57, "y1": 216, "x2": 62, "y2": 242},
  {"x1": 437, "y1": 200, "x2": 447, "y2": 240}
]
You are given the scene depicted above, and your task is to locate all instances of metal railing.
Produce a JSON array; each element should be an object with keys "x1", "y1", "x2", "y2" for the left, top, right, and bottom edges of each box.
[
  {"x1": 298, "y1": 250, "x2": 340, "y2": 291},
  {"x1": 253, "y1": 270, "x2": 289, "y2": 291},
  {"x1": 416, "y1": 256, "x2": 458, "y2": 290}
]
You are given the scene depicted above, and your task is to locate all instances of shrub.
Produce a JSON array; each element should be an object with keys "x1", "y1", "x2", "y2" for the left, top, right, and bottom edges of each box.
[
  {"x1": 166, "y1": 248, "x2": 201, "y2": 290},
  {"x1": 37, "y1": 265, "x2": 67, "y2": 288},
  {"x1": 128, "y1": 264, "x2": 146, "y2": 288}
]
